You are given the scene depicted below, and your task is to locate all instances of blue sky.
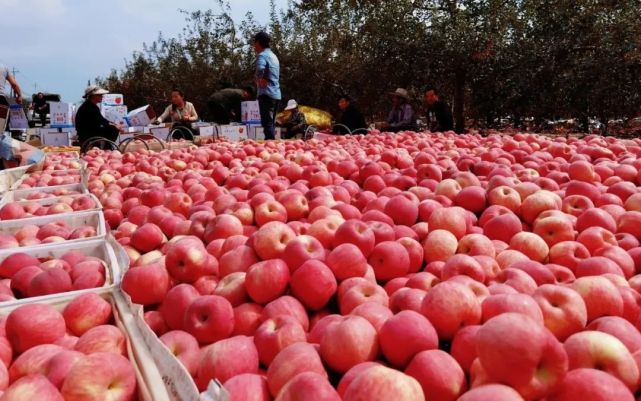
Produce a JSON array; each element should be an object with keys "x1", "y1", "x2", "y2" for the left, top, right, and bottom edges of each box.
[{"x1": 1, "y1": 0, "x2": 287, "y2": 103}]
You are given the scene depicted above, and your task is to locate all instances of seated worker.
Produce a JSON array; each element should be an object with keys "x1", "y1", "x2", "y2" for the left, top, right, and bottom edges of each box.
[
  {"x1": 380, "y1": 88, "x2": 416, "y2": 133},
  {"x1": 75, "y1": 85, "x2": 122, "y2": 149},
  {"x1": 424, "y1": 86, "x2": 454, "y2": 132},
  {"x1": 334, "y1": 94, "x2": 367, "y2": 135},
  {"x1": 279, "y1": 100, "x2": 307, "y2": 139},
  {"x1": 0, "y1": 133, "x2": 45, "y2": 170},
  {"x1": 156, "y1": 88, "x2": 199, "y2": 139},
  {"x1": 32, "y1": 92, "x2": 49, "y2": 127},
  {"x1": 207, "y1": 86, "x2": 254, "y2": 125}
]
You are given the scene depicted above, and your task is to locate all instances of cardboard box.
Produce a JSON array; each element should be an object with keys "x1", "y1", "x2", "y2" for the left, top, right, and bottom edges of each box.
[
  {"x1": 196, "y1": 125, "x2": 216, "y2": 137},
  {"x1": 124, "y1": 105, "x2": 156, "y2": 127},
  {"x1": 241, "y1": 101, "x2": 261, "y2": 124},
  {"x1": 149, "y1": 127, "x2": 170, "y2": 141},
  {"x1": 248, "y1": 124, "x2": 281, "y2": 140},
  {"x1": 49, "y1": 102, "x2": 74, "y2": 128},
  {"x1": 8, "y1": 105, "x2": 28, "y2": 130},
  {"x1": 118, "y1": 132, "x2": 136, "y2": 142},
  {"x1": 219, "y1": 125, "x2": 247, "y2": 142},
  {"x1": 40, "y1": 128, "x2": 75, "y2": 147},
  {"x1": 101, "y1": 105, "x2": 128, "y2": 126},
  {"x1": 101, "y1": 94, "x2": 124, "y2": 106}
]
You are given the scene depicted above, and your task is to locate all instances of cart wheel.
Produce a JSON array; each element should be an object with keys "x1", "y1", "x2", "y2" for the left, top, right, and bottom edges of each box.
[
  {"x1": 81, "y1": 138, "x2": 118, "y2": 154},
  {"x1": 119, "y1": 137, "x2": 150, "y2": 153},
  {"x1": 166, "y1": 127, "x2": 195, "y2": 143},
  {"x1": 303, "y1": 126, "x2": 318, "y2": 141},
  {"x1": 350, "y1": 128, "x2": 371, "y2": 135},
  {"x1": 332, "y1": 124, "x2": 352, "y2": 135},
  {"x1": 119, "y1": 134, "x2": 165, "y2": 153}
]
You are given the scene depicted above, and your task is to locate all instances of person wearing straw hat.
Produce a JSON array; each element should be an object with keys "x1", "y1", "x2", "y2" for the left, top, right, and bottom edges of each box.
[
  {"x1": 75, "y1": 85, "x2": 122, "y2": 149},
  {"x1": 381, "y1": 88, "x2": 416, "y2": 133},
  {"x1": 279, "y1": 99, "x2": 307, "y2": 139}
]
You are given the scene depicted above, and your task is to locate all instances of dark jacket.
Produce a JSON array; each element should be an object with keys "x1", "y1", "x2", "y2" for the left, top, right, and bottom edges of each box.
[
  {"x1": 208, "y1": 88, "x2": 246, "y2": 123},
  {"x1": 33, "y1": 97, "x2": 48, "y2": 113},
  {"x1": 75, "y1": 100, "x2": 118, "y2": 143},
  {"x1": 387, "y1": 102, "x2": 417, "y2": 132},
  {"x1": 427, "y1": 100, "x2": 454, "y2": 132},
  {"x1": 337, "y1": 104, "x2": 367, "y2": 134}
]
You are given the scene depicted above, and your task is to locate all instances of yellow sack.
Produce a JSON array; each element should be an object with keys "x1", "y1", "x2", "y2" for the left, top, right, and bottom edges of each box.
[{"x1": 277, "y1": 106, "x2": 332, "y2": 130}]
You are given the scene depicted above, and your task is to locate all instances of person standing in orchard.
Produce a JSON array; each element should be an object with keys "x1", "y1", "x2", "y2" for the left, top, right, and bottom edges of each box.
[{"x1": 253, "y1": 32, "x2": 281, "y2": 140}]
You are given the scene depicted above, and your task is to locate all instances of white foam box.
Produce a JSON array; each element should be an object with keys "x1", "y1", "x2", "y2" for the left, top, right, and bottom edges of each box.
[
  {"x1": 42, "y1": 150, "x2": 80, "y2": 158},
  {"x1": 40, "y1": 127, "x2": 75, "y2": 147},
  {"x1": 0, "y1": 238, "x2": 122, "y2": 306},
  {"x1": 0, "y1": 165, "x2": 30, "y2": 196},
  {"x1": 118, "y1": 132, "x2": 136, "y2": 142},
  {"x1": 192, "y1": 123, "x2": 216, "y2": 137},
  {"x1": 101, "y1": 93, "x2": 124, "y2": 106},
  {"x1": 219, "y1": 124, "x2": 248, "y2": 141},
  {"x1": 247, "y1": 124, "x2": 281, "y2": 140},
  {"x1": 0, "y1": 210, "x2": 106, "y2": 246},
  {"x1": 49, "y1": 101, "x2": 74, "y2": 128},
  {"x1": 0, "y1": 193, "x2": 102, "y2": 221},
  {"x1": 101, "y1": 104, "x2": 128, "y2": 125},
  {"x1": 11, "y1": 168, "x2": 86, "y2": 190},
  {"x1": 241, "y1": 100, "x2": 261, "y2": 124},
  {"x1": 125, "y1": 105, "x2": 156, "y2": 127},
  {"x1": 0, "y1": 289, "x2": 172, "y2": 401},
  {"x1": 120, "y1": 282, "x2": 225, "y2": 401},
  {"x1": 2, "y1": 182, "x2": 87, "y2": 204},
  {"x1": 148, "y1": 126, "x2": 170, "y2": 141}
]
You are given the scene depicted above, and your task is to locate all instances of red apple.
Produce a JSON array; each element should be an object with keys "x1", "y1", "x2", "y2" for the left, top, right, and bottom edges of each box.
[
  {"x1": 62, "y1": 293, "x2": 112, "y2": 336},
  {"x1": 379, "y1": 310, "x2": 438, "y2": 368},
  {"x1": 183, "y1": 295, "x2": 234, "y2": 344}
]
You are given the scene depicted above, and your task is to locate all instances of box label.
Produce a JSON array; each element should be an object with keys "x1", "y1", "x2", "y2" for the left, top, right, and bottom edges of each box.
[
  {"x1": 8, "y1": 105, "x2": 28, "y2": 130},
  {"x1": 101, "y1": 94, "x2": 124, "y2": 106},
  {"x1": 101, "y1": 105, "x2": 128, "y2": 126},
  {"x1": 241, "y1": 101, "x2": 261, "y2": 124},
  {"x1": 41, "y1": 130, "x2": 72, "y2": 146},
  {"x1": 50, "y1": 102, "x2": 74, "y2": 128},
  {"x1": 219, "y1": 125, "x2": 247, "y2": 142}
]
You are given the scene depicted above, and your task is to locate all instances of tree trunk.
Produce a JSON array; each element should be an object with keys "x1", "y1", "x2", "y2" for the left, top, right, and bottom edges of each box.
[{"x1": 454, "y1": 68, "x2": 466, "y2": 133}]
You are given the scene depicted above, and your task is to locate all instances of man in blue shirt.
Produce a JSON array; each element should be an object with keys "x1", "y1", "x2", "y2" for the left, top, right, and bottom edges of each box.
[{"x1": 253, "y1": 32, "x2": 281, "y2": 140}]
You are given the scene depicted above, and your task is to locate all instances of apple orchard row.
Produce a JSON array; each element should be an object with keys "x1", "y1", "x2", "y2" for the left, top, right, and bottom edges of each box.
[{"x1": 6, "y1": 131, "x2": 641, "y2": 401}]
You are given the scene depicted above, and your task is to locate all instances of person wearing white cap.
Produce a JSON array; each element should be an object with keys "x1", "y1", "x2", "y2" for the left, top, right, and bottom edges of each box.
[
  {"x1": 381, "y1": 88, "x2": 416, "y2": 133},
  {"x1": 75, "y1": 85, "x2": 122, "y2": 148},
  {"x1": 280, "y1": 99, "x2": 307, "y2": 139}
]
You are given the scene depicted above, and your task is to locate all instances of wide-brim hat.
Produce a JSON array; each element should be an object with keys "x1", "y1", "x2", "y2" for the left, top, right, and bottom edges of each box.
[
  {"x1": 83, "y1": 85, "x2": 109, "y2": 99},
  {"x1": 284, "y1": 99, "x2": 298, "y2": 111},
  {"x1": 389, "y1": 88, "x2": 410, "y2": 100}
]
